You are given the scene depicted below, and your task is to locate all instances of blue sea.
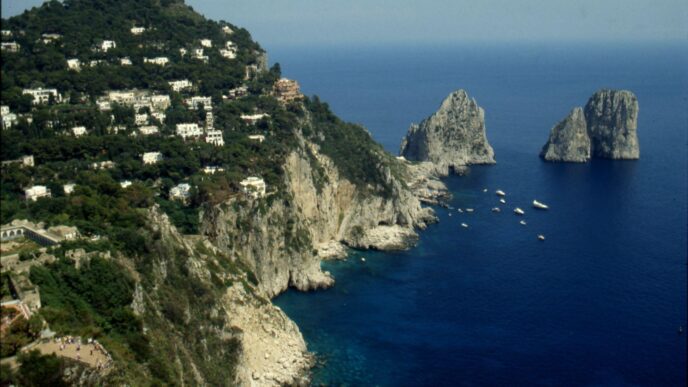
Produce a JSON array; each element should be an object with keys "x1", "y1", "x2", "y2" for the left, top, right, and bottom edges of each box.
[{"x1": 269, "y1": 43, "x2": 688, "y2": 386}]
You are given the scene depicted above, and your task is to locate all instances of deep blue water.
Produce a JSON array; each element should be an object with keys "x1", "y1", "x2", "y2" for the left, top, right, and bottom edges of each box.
[{"x1": 270, "y1": 43, "x2": 688, "y2": 386}]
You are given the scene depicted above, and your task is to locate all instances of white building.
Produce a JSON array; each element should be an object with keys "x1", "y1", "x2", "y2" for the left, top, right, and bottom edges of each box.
[
  {"x1": 23, "y1": 88, "x2": 62, "y2": 105},
  {"x1": 1, "y1": 106, "x2": 18, "y2": 129},
  {"x1": 130, "y1": 26, "x2": 145, "y2": 35},
  {"x1": 91, "y1": 160, "x2": 116, "y2": 170},
  {"x1": 41, "y1": 33, "x2": 62, "y2": 44},
  {"x1": 100, "y1": 40, "x2": 116, "y2": 52},
  {"x1": 240, "y1": 113, "x2": 269, "y2": 124},
  {"x1": 135, "y1": 113, "x2": 148, "y2": 126},
  {"x1": 186, "y1": 96, "x2": 212, "y2": 111},
  {"x1": 120, "y1": 57, "x2": 132, "y2": 66},
  {"x1": 71, "y1": 126, "x2": 87, "y2": 137},
  {"x1": 179, "y1": 48, "x2": 187, "y2": 57},
  {"x1": 142, "y1": 152, "x2": 163, "y2": 165},
  {"x1": 169, "y1": 79, "x2": 192, "y2": 92},
  {"x1": 169, "y1": 183, "x2": 192, "y2": 203},
  {"x1": 151, "y1": 111, "x2": 166, "y2": 123},
  {"x1": 205, "y1": 112, "x2": 214, "y2": 129},
  {"x1": 226, "y1": 86, "x2": 248, "y2": 100},
  {"x1": 150, "y1": 95, "x2": 171, "y2": 110},
  {"x1": 63, "y1": 183, "x2": 76, "y2": 195},
  {"x1": 25, "y1": 185, "x2": 51, "y2": 201},
  {"x1": 21, "y1": 156, "x2": 34, "y2": 167},
  {"x1": 219, "y1": 49, "x2": 237, "y2": 59},
  {"x1": 1, "y1": 30, "x2": 12, "y2": 37},
  {"x1": 200, "y1": 39, "x2": 212, "y2": 48},
  {"x1": 144, "y1": 57, "x2": 169, "y2": 66},
  {"x1": 139, "y1": 126, "x2": 159, "y2": 136},
  {"x1": 222, "y1": 26, "x2": 234, "y2": 35},
  {"x1": 88, "y1": 59, "x2": 105, "y2": 67},
  {"x1": 120, "y1": 180, "x2": 132, "y2": 188},
  {"x1": 1, "y1": 106, "x2": 9, "y2": 116},
  {"x1": 248, "y1": 134, "x2": 266, "y2": 143},
  {"x1": 205, "y1": 130, "x2": 224, "y2": 146},
  {"x1": 240, "y1": 177, "x2": 266, "y2": 199},
  {"x1": 66, "y1": 58, "x2": 81, "y2": 71},
  {"x1": 176, "y1": 123, "x2": 202, "y2": 139},
  {"x1": 202, "y1": 166, "x2": 224, "y2": 174},
  {"x1": 107, "y1": 90, "x2": 136, "y2": 105},
  {"x1": 1, "y1": 42, "x2": 20, "y2": 53}
]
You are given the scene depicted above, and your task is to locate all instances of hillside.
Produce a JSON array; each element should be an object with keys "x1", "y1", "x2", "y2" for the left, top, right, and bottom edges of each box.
[{"x1": 0, "y1": 1, "x2": 436, "y2": 385}]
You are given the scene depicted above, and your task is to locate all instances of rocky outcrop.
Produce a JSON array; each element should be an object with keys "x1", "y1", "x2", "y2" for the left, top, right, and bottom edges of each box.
[
  {"x1": 399, "y1": 89, "x2": 495, "y2": 171},
  {"x1": 541, "y1": 89, "x2": 639, "y2": 162},
  {"x1": 540, "y1": 107, "x2": 591, "y2": 162},
  {"x1": 585, "y1": 89, "x2": 639, "y2": 159}
]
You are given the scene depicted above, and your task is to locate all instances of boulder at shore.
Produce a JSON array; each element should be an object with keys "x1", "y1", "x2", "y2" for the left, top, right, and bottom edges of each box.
[
  {"x1": 399, "y1": 89, "x2": 495, "y2": 172},
  {"x1": 541, "y1": 89, "x2": 639, "y2": 162}
]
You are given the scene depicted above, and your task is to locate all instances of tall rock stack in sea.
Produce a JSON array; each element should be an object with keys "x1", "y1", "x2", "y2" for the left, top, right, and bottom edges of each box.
[
  {"x1": 399, "y1": 89, "x2": 495, "y2": 172},
  {"x1": 541, "y1": 89, "x2": 639, "y2": 162}
]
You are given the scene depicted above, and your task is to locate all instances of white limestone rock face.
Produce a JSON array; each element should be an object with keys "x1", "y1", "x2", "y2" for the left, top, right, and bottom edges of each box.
[
  {"x1": 399, "y1": 89, "x2": 495, "y2": 171},
  {"x1": 585, "y1": 89, "x2": 639, "y2": 159},
  {"x1": 540, "y1": 107, "x2": 591, "y2": 162}
]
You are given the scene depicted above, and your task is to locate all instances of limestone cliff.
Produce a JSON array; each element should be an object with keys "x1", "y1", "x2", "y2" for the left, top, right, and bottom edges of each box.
[
  {"x1": 399, "y1": 89, "x2": 496, "y2": 171},
  {"x1": 585, "y1": 89, "x2": 640, "y2": 159},
  {"x1": 541, "y1": 89, "x2": 639, "y2": 162},
  {"x1": 540, "y1": 107, "x2": 591, "y2": 162}
]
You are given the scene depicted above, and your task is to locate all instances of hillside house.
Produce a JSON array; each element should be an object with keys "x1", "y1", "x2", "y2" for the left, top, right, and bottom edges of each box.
[
  {"x1": 222, "y1": 26, "x2": 233, "y2": 35},
  {"x1": 120, "y1": 57, "x2": 132, "y2": 66},
  {"x1": 169, "y1": 79, "x2": 192, "y2": 92},
  {"x1": 205, "y1": 130, "x2": 224, "y2": 146},
  {"x1": 1, "y1": 42, "x2": 20, "y2": 53},
  {"x1": 41, "y1": 33, "x2": 62, "y2": 43},
  {"x1": 1, "y1": 107, "x2": 18, "y2": 129},
  {"x1": 150, "y1": 95, "x2": 171, "y2": 110},
  {"x1": 91, "y1": 160, "x2": 115, "y2": 170},
  {"x1": 120, "y1": 180, "x2": 132, "y2": 188},
  {"x1": 144, "y1": 57, "x2": 169, "y2": 66},
  {"x1": 142, "y1": 152, "x2": 163, "y2": 165},
  {"x1": 273, "y1": 78, "x2": 302, "y2": 102},
  {"x1": 130, "y1": 26, "x2": 145, "y2": 35},
  {"x1": 226, "y1": 86, "x2": 248, "y2": 100},
  {"x1": 71, "y1": 126, "x2": 87, "y2": 137},
  {"x1": 170, "y1": 183, "x2": 192, "y2": 203},
  {"x1": 47, "y1": 226, "x2": 79, "y2": 241},
  {"x1": 22, "y1": 88, "x2": 62, "y2": 105},
  {"x1": 200, "y1": 39, "x2": 212, "y2": 48},
  {"x1": 151, "y1": 112, "x2": 166, "y2": 123},
  {"x1": 176, "y1": 123, "x2": 202, "y2": 139},
  {"x1": 100, "y1": 40, "x2": 116, "y2": 52},
  {"x1": 248, "y1": 134, "x2": 265, "y2": 143},
  {"x1": 240, "y1": 113, "x2": 269, "y2": 124},
  {"x1": 66, "y1": 58, "x2": 81, "y2": 70},
  {"x1": 240, "y1": 177, "x2": 266, "y2": 199},
  {"x1": 219, "y1": 48, "x2": 237, "y2": 59},
  {"x1": 25, "y1": 186, "x2": 51, "y2": 201},
  {"x1": 135, "y1": 113, "x2": 148, "y2": 126},
  {"x1": 202, "y1": 166, "x2": 224, "y2": 174},
  {"x1": 186, "y1": 96, "x2": 212, "y2": 111},
  {"x1": 63, "y1": 183, "x2": 76, "y2": 195},
  {"x1": 139, "y1": 126, "x2": 159, "y2": 136}
]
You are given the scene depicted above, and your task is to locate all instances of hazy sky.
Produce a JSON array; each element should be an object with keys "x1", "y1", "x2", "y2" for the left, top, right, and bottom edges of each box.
[{"x1": 3, "y1": 0, "x2": 687, "y2": 46}]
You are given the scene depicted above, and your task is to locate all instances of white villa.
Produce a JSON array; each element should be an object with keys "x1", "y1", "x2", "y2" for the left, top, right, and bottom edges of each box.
[
  {"x1": 186, "y1": 96, "x2": 212, "y2": 110},
  {"x1": 142, "y1": 152, "x2": 163, "y2": 165},
  {"x1": 71, "y1": 126, "x2": 87, "y2": 137},
  {"x1": 144, "y1": 57, "x2": 169, "y2": 66},
  {"x1": 150, "y1": 95, "x2": 171, "y2": 110},
  {"x1": 130, "y1": 26, "x2": 145, "y2": 35},
  {"x1": 200, "y1": 39, "x2": 212, "y2": 48},
  {"x1": 91, "y1": 160, "x2": 116, "y2": 170},
  {"x1": 179, "y1": 48, "x2": 187, "y2": 57},
  {"x1": 1, "y1": 42, "x2": 21, "y2": 53},
  {"x1": 25, "y1": 185, "x2": 51, "y2": 201},
  {"x1": 240, "y1": 113, "x2": 269, "y2": 124},
  {"x1": 100, "y1": 40, "x2": 117, "y2": 52},
  {"x1": 66, "y1": 58, "x2": 81, "y2": 71},
  {"x1": 219, "y1": 48, "x2": 237, "y2": 59},
  {"x1": 176, "y1": 123, "x2": 202, "y2": 139},
  {"x1": 41, "y1": 33, "x2": 62, "y2": 43},
  {"x1": 23, "y1": 88, "x2": 62, "y2": 105},
  {"x1": 63, "y1": 183, "x2": 76, "y2": 195},
  {"x1": 222, "y1": 26, "x2": 234, "y2": 35},
  {"x1": 151, "y1": 111, "x2": 166, "y2": 123},
  {"x1": 1, "y1": 106, "x2": 18, "y2": 129},
  {"x1": 202, "y1": 166, "x2": 224, "y2": 174},
  {"x1": 205, "y1": 130, "x2": 224, "y2": 146},
  {"x1": 240, "y1": 177, "x2": 266, "y2": 199},
  {"x1": 226, "y1": 86, "x2": 248, "y2": 100},
  {"x1": 135, "y1": 113, "x2": 148, "y2": 126},
  {"x1": 169, "y1": 79, "x2": 193, "y2": 92},
  {"x1": 120, "y1": 57, "x2": 132, "y2": 66},
  {"x1": 248, "y1": 134, "x2": 265, "y2": 143},
  {"x1": 139, "y1": 126, "x2": 159, "y2": 136},
  {"x1": 120, "y1": 180, "x2": 132, "y2": 188},
  {"x1": 170, "y1": 183, "x2": 192, "y2": 203}
]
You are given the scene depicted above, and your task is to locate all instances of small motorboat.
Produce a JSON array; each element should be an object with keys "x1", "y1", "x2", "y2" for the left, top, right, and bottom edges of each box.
[
  {"x1": 537, "y1": 234, "x2": 545, "y2": 241},
  {"x1": 457, "y1": 208, "x2": 463, "y2": 213},
  {"x1": 496, "y1": 190, "x2": 506, "y2": 197},
  {"x1": 520, "y1": 220, "x2": 527, "y2": 225},
  {"x1": 491, "y1": 207, "x2": 501, "y2": 213},
  {"x1": 514, "y1": 207, "x2": 525, "y2": 215},
  {"x1": 532, "y1": 200, "x2": 549, "y2": 210},
  {"x1": 448, "y1": 213, "x2": 452, "y2": 217},
  {"x1": 361, "y1": 257, "x2": 366, "y2": 262},
  {"x1": 466, "y1": 208, "x2": 474, "y2": 213},
  {"x1": 499, "y1": 198, "x2": 506, "y2": 204},
  {"x1": 483, "y1": 188, "x2": 488, "y2": 193},
  {"x1": 461, "y1": 223, "x2": 469, "y2": 228}
]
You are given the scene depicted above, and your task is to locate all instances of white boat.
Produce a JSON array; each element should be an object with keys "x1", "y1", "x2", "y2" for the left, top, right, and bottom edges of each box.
[
  {"x1": 483, "y1": 188, "x2": 488, "y2": 193},
  {"x1": 461, "y1": 223, "x2": 469, "y2": 228},
  {"x1": 520, "y1": 220, "x2": 527, "y2": 225},
  {"x1": 514, "y1": 207, "x2": 525, "y2": 215},
  {"x1": 361, "y1": 257, "x2": 366, "y2": 262},
  {"x1": 499, "y1": 198, "x2": 506, "y2": 204},
  {"x1": 532, "y1": 200, "x2": 549, "y2": 210},
  {"x1": 537, "y1": 234, "x2": 545, "y2": 241},
  {"x1": 448, "y1": 213, "x2": 452, "y2": 217},
  {"x1": 466, "y1": 208, "x2": 474, "y2": 213},
  {"x1": 496, "y1": 190, "x2": 506, "y2": 197},
  {"x1": 491, "y1": 207, "x2": 501, "y2": 212},
  {"x1": 457, "y1": 208, "x2": 463, "y2": 213}
]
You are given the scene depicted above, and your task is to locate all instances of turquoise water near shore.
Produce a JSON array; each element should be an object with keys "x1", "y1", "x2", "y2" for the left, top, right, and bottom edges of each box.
[{"x1": 271, "y1": 44, "x2": 688, "y2": 386}]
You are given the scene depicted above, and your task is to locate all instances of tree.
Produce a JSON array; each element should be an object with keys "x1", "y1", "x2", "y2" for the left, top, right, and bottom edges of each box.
[{"x1": 16, "y1": 350, "x2": 67, "y2": 387}]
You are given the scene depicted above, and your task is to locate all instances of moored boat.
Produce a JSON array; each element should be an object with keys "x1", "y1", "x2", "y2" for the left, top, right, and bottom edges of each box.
[
  {"x1": 461, "y1": 223, "x2": 469, "y2": 228},
  {"x1": 532, "y1": 200, "x2": 549, "y2": 210},
  {"x1": 496, "y1": 189, "x2": 506, "y2": 197},
  {"x1": 537, "y1": 234, "x2": 545, "y2": 241},
  {"x1": 514, "y1": 207, "x2": 525, "y2": 215},
  {"x1": 491, "y1": 207, "x2": 501, "y2": 212}
]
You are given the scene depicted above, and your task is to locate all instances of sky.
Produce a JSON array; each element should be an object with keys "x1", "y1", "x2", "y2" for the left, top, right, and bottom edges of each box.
[{"x1": 2, "y1": 0, "x2": 687, "y2": 47}]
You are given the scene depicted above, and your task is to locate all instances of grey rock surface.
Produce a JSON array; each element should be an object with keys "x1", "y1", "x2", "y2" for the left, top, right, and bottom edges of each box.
[
  {"x1": 400, "y1": 90, "x2": 495, "y2": 171},
  {"x1": 541, "y1": 89, "x2": 639, "y2": 162}
]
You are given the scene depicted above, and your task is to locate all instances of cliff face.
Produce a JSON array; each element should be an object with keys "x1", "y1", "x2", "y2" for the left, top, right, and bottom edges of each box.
[
  {"x1": 399, "y1": 90, "x2": 495, "y2": 171},
  {"x1": 200, "y1": 130, "x2": 436, "y2": 299},
  {"x1": 540, "y1": 107, "x2": 591, "y2": 162},
  {"x1": 585, "y1": 89, "x2": 640, "y2": 159},
  {"x1": 541, "y1": 89, "x2": 639, "y2": 162}
]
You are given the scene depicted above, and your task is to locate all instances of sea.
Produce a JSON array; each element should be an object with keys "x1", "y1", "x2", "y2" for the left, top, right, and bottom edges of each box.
[{"x1": 268, "y1": 43, "x2": 688, "y2": 386}]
